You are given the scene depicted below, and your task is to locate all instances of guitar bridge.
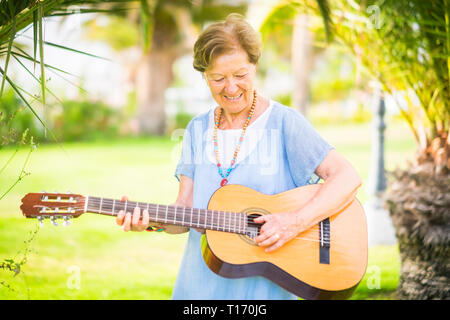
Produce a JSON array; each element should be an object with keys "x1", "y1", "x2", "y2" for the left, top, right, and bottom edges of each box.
[{"x1": 319, "y1": 218, "x2": 330, "y2": 264}]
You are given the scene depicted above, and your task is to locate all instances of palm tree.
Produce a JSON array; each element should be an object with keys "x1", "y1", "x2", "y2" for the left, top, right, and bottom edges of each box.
[
  {"x1": 0, "y1": 0, "x2": 139, "y2": 138},
  {"x1": 259, "y1": 0, "x2": 332, "y2": 117},
  {"x1": 262, "y1": 0, "x2": 449, "y2": 299}
]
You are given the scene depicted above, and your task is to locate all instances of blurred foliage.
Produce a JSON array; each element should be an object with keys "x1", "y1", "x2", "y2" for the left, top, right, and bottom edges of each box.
[
  {"x1": 310, "y1": 77, "x2": 355, "y2": 104},
  {"x1": 0, "y1": 0, "x2": 137, "y2": 143},
  {"x1": 0, "y1": 88, "x2": 123, "y2": 144},
  {"x1": 0, "y1": 89, "x2": 41, "y2": 148},
  {"x1": 0, "y1": 225, "x2": 39, "y2": 298},
  {"x1": 173, "y1": 111, "x2": 193, "y2": 130},
  {"x1": 309, "y1": 48, "x2": 356, "y2": 103},
  {"x1": 82, "y1": 0, "x2": 247, "y2": 53},
  {"x1": 83, "y1": 15, "x2": 139, "y2": 51},
  {"x1": 51, "y1": 98, "x2": 122, "y2": 142},
  {"x1": 260, "y1": 0, "x2": 332, "y2": 56},
  {"x1": 274, "y1": 92, "x2": 372, "y2": 125},
  {"x1": 262, "y1": 0, "x2": 449, "y2": 154}
]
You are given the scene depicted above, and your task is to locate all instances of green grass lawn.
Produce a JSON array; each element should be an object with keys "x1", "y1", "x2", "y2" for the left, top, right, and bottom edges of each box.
[{"x1": 0, "y1": 120, "x2": 414, "y2": 299}]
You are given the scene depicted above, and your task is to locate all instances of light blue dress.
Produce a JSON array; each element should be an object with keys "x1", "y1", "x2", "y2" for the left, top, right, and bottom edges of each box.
[{"x1": 172, "y1": 101, "x2": 333, "y2": 300}]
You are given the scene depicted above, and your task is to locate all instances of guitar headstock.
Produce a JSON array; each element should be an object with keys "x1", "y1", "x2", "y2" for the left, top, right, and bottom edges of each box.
[{"x1": 20, "y1": 192, "x2": 85, "y2": 226}]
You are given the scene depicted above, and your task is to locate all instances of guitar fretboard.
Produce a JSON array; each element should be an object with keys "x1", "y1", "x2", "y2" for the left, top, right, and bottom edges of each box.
[{"x1": 85, "y1": 196, "x2": 249, "y2": 235}]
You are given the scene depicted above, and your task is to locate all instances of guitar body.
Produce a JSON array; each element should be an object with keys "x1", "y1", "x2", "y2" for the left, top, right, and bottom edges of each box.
[{"x1": 202, "y1": 184, "x2": 368, "y2": 300}]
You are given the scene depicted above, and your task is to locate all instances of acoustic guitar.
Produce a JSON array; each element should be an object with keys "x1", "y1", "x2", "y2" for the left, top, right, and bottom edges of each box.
[{"x1": 20, "y1": 183, "x2": 368, "y2": 300}]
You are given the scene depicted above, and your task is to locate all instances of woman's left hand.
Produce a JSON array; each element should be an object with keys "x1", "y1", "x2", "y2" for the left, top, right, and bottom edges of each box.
[{"x1": 253, "y1": 212, "x2": 305, "y2": 253}]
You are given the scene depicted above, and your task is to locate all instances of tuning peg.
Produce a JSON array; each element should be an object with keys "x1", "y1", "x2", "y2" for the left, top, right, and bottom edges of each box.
[
  {"x1": 50, "y1": 216, "x2": 58, "y2": 226},
  {"x1": 63, "y1": 216, "x2": 72, "y2": 227},
  {"x1": 37, "y1": 216, "x2": 44, "y2": 227}
]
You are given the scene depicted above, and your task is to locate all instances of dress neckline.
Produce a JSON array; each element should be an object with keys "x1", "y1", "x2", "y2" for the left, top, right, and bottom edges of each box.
[{"x1": 209, "y1": 100, "x2": 274, "y2": 132}]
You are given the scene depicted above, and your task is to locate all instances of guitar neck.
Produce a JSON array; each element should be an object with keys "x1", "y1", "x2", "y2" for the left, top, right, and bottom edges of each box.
[{"x1": 84, "y1": 196, "x2": 248, "y2": 235}]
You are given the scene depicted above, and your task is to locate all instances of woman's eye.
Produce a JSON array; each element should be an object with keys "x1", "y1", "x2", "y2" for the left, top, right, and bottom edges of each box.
[
  {"x1": 235, "y1": 74, "x2": 247, "y2": 78},
  {"x1": 213, "y1": 78, "x2": 224, "y2": 82}
]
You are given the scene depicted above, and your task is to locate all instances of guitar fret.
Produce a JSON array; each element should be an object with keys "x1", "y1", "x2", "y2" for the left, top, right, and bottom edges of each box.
[
  {"x1": 228, "y1": 212, "x2": 231, "y2": 233},
  {"x1": 112, "y1": 199, "x2": 116, "y2": 215},
  {"x1": 217, "y1": 211, "x2": 220, "y2": 231},
  {"x1": 223, "y1": 211, "x2": 226, "y2": 232},
  {"x1": 182, "y1": 207, "x2": 186, "y2": 227},
  {"x1": 197, "y1": 208, "x2": 200, "y2": 228},
  {"x1": 165, "y1": 205, "x2": 168, "y2": 223},
  {"x1": 204, "y1": 209, "x2": 207, "y2": 229},
  {"x1": 234, "y1": 213, "x2": 237, "y2": 234},
  {"x1": 84, "y1": 196, "x2": 89, "y2": 212},
  {"x1": 216, "y1": 211, "x2": 219, "y2": 231},
  {"x1": 238, "y1": 212, "x2": 241, "y2": 234},
  {"x1": 174, "y1": 206, "x2": 177, "y2": 224},
  {"x1": 320, "y1": 222, "x2": 324, "y2": 247},
  {"x1": 225, "y1": 211, "x2": 228, "y2": 232},
  {"x1": 155, "y1": 204, "x2": 159, "y2": 221},
  {"x1": 190, "y1": 207, "x2": 193, "y2": 228},
  {"x1": 99, "y1": 197, "x2": 103, "y2": 213}
]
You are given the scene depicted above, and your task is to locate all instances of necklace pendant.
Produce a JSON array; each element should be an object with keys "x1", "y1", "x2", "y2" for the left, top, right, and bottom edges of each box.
[{"x1": 220, "y1": 178, "x2": 228, "y2": 187}]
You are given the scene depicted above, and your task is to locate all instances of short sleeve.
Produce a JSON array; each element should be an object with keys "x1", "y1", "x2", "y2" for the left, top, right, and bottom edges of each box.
[
  {"x1": 174, "y1": 120, "x2": 195, "y2": 182},
  {"x1": 283, "y1": 108, "x2": 333, "y2": 187}
]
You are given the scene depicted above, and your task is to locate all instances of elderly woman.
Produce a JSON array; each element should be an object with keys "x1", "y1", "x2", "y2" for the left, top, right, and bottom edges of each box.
[{"x1": 116, "y1": 14, "x2": 362, "y2": 299}]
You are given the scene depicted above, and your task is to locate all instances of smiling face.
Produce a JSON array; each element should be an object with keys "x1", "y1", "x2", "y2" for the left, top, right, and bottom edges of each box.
[{"x1": 204, "y1": 49, "x2": 257, "y2": 115}]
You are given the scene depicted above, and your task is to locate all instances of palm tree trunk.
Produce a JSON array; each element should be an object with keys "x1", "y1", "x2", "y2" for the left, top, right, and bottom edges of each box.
[
  {"x1": 291, "y1": 14, "x2": 313, "y2": 117},
  {"x1": 385, "y1": 134, "x2": 450, "y2": 299}
]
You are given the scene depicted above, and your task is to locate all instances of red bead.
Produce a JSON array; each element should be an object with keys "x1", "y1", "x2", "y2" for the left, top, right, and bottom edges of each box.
[
  {"x1": 220, "y1": 178, "x2": 228, "y2": 187},
  {"x1": 217, "y1": 163, "x2": 221, "y2": 167}
]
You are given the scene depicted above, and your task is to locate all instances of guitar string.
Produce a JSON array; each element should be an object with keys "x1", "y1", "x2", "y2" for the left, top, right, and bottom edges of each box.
[
  {"x1": 31, "y1": 210, "x2": 330, "y2": 243},
  {"x1": 80, "y1": 199, "x2": 331, "y2": 232},
  {"x1": 32, "y1": 203, "x2": 331, "y2": 244},
  {"x1": 36, "y1": 205, "x2": 328, "y2": 234},
  {"x1": 35, "y1": 195, "x2": 328, "y2": 231},
  {"x1": 33, "y1": 202, "x2": 329, "y2": 233},
  {"x1": 34, "y1": 197, "x2": 331, "y2": 235}
]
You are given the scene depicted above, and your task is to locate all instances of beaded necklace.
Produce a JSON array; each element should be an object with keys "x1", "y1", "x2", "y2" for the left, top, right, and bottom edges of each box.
[{"x1": 213, "y1": 90, "x2": 257, "y2": 187}]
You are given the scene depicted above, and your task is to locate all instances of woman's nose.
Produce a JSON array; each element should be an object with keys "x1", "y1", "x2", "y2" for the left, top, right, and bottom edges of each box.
[{"x1": 224, "y1": 78, "x2": 239, "y2": 94}]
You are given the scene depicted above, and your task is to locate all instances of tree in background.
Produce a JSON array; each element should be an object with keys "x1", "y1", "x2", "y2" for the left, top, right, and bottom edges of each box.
[
  {"x1": 0, "y1": 1, "x2": 246, "y2": 136},
  {"x1": 263, "y1": 0, "x2": 449, "y2": 299},
  {"x1": 0, "y1": 1, "x2": 138, "y2": 137},
  {"x1": 84, "y1": 0, "x2": 247, "y2": 135},
  {"x1": 259, "y1": 0, "x2": 332, "y2": 117}
]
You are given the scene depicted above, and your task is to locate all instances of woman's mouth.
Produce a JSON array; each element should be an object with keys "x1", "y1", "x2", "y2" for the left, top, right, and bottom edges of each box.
[{"x1": 224, "y1": 93, "x2": 243, "y2": 102}]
